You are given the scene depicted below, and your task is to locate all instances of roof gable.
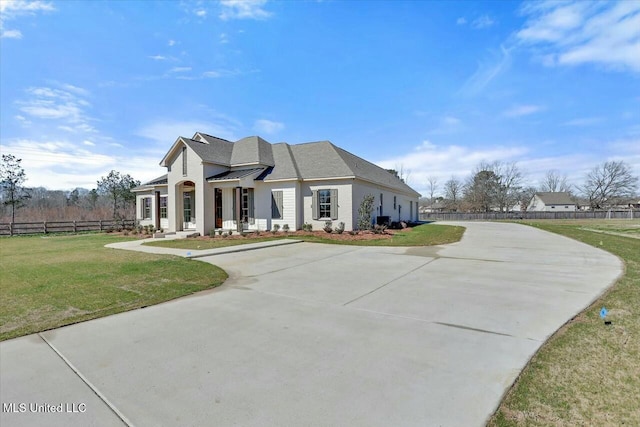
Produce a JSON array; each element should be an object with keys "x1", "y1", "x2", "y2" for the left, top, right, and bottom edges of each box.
[
  {"x1": 535, "y1": 192, "x2": 575, "y2": 205},
  {"x1": 230, "y1": 136, "x2": 275, "y2": 166}
]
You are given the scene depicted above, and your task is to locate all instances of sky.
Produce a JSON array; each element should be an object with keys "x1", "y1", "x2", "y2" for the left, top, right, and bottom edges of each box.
[{"x1": 1, "y1": 0, "x2": 639, "y2": 197}]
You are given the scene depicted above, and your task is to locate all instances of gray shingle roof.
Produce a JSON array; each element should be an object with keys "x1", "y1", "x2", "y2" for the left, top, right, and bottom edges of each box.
[
  {"x1": 162, "y1": 133, "x2": 420, "y2": 196},
  {"x1": 182, "y1": 137, "x2": 234, "y2": 165},
  {"x1": 132, "y1": 174, "x2": 168, "y2": 191},
  {"x1": 535, "y1": 192, "x2": 575, "y2": 205},
  {"x1": 230, "y1": 136, "x2": 275, "y2": 166}
]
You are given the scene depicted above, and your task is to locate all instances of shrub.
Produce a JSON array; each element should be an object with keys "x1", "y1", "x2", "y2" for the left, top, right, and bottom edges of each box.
[
  {"x1": 323, "y1": 220, "x2": 333, "y2": 233},
  {"x1": 282, "y1": 224, "x2": 290, "y2": 233},
  {"x1": 334, "y1": 222, "x2": 345, "y2": 234},
  {"x1": 209, "y1": 229, "x2": 216, "y2": 237},
  {"x1": 272, "y1": 224, "x2": 281, "y2": 234},
  {"x1": 132, "y1": 229, "x2": 138, "y2": 235},
  {"x1": 302, "y1": 223, "x2": 313, "y2": 232},
  {"x1": 228, "y1": 229, "x2": 233, "y2": 236},
  {"x1": 222, "y1": 232, "x2": 228, "y2": 238},
  {"x1": 241, "y1": 232, "x2": 247, "y2": 237},
  {"x1": 348, "y1": 230, "x2": 358, "y2": 236},
  {"x1": 372, "y1": 224, "x2": 387, "y2": 234},
  {"x1": 217, "y1": 229, "x2": 223, "y2": 236},
  {"x1": 358, "y1": 194, "x2": 375, "y2": 231},
  {"x1": 123, "y1": 230, "x2": 130, "y2": 236}
]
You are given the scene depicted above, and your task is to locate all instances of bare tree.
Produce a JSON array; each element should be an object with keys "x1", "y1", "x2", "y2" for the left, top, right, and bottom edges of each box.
[
  {"x1": 464, "y1": 161, "x2": 524, "y2": 212},
  {"x1": 464, "y1": 162, "x2": 500, "y2": 212},
  {"x1": 427, "y1": 176, "x2": 438, "y2": 202},
  {"x1": 395, "y1": 163, "x2": 412, "y2": 184},
  {"x1": 518, "y1": 186, "x2": 538, "y2": 212},
  {"x1": 1, "y1": 154, "x2": 30, "y2": 223},
  {"x1": 540, "y1": 170, "x2": 571, "y2": 193},
  {"x1": 443, "y1": 176, "x2": 462, "y2": 211},
  {"x1": 493, "y1": 161, "x2": 524, "y2": 212},
  {"x1": 581, "y1": 160, "x2": 638, "y2": 209}
]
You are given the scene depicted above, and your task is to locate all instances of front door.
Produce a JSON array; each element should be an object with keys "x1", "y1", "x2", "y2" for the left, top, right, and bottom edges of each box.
[
  {"x1": 183, "y1": 191, "x2": 196, "y2": 229},
  {"x1": 215, "y1": 188, "x2": 222, "y2": 228}
]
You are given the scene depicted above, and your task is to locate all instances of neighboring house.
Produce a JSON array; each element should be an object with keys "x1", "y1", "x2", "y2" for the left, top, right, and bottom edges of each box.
[
  {"x1": 528, "y1": 192, "x2": 576, "y2": 212},
  {"x1": 133, "y1": 132, "x2": 421, "y2": 235},
  {"x1": 420, "y1": 200, "x2": 447, "y2": 213}
]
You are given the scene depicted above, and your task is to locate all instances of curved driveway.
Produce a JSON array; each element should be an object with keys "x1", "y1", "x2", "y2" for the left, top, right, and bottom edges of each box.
[{"x1": 0, "y1": 222, "x2": 622, "y2": 427}]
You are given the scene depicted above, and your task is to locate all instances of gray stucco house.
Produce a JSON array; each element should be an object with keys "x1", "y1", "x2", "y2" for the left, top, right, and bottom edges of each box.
[{"x1": 133, "y1": 132, "x2": 421, "y2": 234}]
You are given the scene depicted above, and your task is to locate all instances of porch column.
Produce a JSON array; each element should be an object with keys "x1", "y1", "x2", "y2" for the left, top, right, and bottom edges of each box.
[{"x1": 235, "y1": 186, "x2": 242, "y2": 233}]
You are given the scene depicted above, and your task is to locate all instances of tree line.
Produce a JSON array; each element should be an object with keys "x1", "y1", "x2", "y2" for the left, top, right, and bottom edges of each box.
[
  {"x1": 0, "y1": 154, "x2": 140, "y2": 223},
  {"x1": 423, "y1": 160, "x2": 638, "y2": 212}
]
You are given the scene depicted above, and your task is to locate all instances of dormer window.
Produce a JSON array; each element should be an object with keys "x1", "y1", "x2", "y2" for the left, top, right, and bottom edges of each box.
[{"x1": 182, "y1": 146, "x2": 187, "y2": 176}]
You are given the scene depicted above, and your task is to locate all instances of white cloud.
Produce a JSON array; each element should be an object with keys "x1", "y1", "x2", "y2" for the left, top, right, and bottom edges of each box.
[
  {"x1": 195, "y1": 9, "x2": 207, "y2": 17},
  {"x1": 1, "y1": 28, "x2": 21, "y2": 38},
  {"x1": 517, "y1": 1, "x2": 640, "y2": 73},
  {"x1": 219, "y1": 33, "x2": 229, "y2": 44},
  {"x1": 442, "y1": 116, "x2": 461, "y2": 126},
  {"x1": 562, "y1": 117, "x2": 604, "y2": 126},
  {"x1": 459, "y1": 45, "x2": 512, "y2": 96},
  {"x1": 375, "y1": 140, "x2": 529, "y2": 194},
  {"x1": 136, "y1": 120, "x2": 238, "y2": 145},
  {"x1": 149, "y1": 55, "x2": 168, "y2": 61},
  {"x1": 168, "y1": 39, "x2": 176, "y2": 46},
  {"x1": 83, "y1": 140, "x2": 95, "y2": 147},
  {"x1": 168, "y1": 66, "x2": 191, "y2": 73},
  {"x1": 219, "y1": 0, "x2": 272, "y2": 21},
  {"x1": 253, "y1": 119, "x2": 284, "y2": 134},
  {"x1": 503, "y1": 104, "x2": 544, "y2": 117},
  {"x1": 0, "y1": 0, "x2": 55, "y2": 39},
  {"x1": 15, "y1": 84, "x2": 98, "y2": 135},
  {"x1": 456, "y1": 17, "x2": 467, "y2": 25},
  {"x1": 472, "y1": 15, "x2": 495, "y2": 29}
]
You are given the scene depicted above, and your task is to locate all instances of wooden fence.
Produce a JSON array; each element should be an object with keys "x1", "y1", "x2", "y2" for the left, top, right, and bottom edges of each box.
[
  {"x1": 420, "y1": 210, "x2": 639, "y2": 221},
  {"x1": 0, "y1": 219, "x2": 136, "y2": 236}
]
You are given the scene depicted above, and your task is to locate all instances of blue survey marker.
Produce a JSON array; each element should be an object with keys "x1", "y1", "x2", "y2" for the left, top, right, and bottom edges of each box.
[{"x1": 600, "y1": 307, "x2": 608, "y2": 319}]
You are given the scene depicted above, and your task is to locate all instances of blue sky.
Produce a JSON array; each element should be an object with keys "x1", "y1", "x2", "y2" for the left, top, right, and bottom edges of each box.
[{"x1": 1, "y1": 0, "x2": 639, "y2": 196}]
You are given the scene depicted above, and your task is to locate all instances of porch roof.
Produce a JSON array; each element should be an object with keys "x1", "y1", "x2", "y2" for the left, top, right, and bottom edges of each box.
[{"x1": 206, "y1": 167, "x2": 266, "y2": 182}]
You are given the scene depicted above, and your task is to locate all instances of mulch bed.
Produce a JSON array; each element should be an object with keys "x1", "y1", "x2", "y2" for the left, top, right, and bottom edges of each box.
[{"x1": 198, "y1": 228, "x2": 412, "y2": 241}]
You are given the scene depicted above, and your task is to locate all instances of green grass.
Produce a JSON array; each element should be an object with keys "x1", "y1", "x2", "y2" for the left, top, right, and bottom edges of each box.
[
  {"x1": 297, "y1": 223, "x2": 465, "y2": 246},
  {"x1": 144, "y1": 223, "x2": 465, "y2": 249},
  {"x1": 489, "y1": 219, "x2": 640, "y2": 427},
  {"x1": 0, "y1": 234, "x2": 227, "y2": 341}
]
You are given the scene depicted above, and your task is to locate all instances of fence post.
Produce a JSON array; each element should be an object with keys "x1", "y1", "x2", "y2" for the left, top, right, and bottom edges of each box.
[
  {"x1": 9, "y1": 222, "x2": 13, "y2": 237},
  {"x1": 73, "y1": 220, "x2": 77, "y2": 233},
  {"x1": 44, "y1": 221, "x2": 47, "y2": 234},
  {"x1": 99, "y1": 220, "x2": 103, "y2": 231}
]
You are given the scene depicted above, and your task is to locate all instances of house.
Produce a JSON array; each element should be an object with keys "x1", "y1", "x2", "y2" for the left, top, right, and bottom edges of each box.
[
  {"x1": 133, "y1": 133, "x2": 421, "y2": 235},
  {"x1": 528, "y1": 192, "x2": 576, "y2": 212},
  {"x1": 419, "y1": 200, "x2": 447, "y2": 213}
]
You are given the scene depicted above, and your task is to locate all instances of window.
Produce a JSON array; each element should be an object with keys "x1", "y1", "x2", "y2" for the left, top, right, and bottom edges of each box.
[
  {"x1": 141, "y1": 197, "x2": 152, "y2": 219},
  {"x1": 159, "y1": 196, "x2": 167, "y2": 219},
  {"x1": 312, "y1": 189, "x2": 337, "y2": 220},
  {"x1": 272, "y1": 191, "x2": 283, "y2": 219},
  {"x1": 182, "y1": 146, "x2": 187, "y2": 176},
  {"x1": 232, "y1": 187, "x2": 254, "y2": 224},
  {"x1": 380, "y1": 193, "x2": 383, "y2": 216},
  {"x1": 394, "y1": 196, "x2": 397, "y2": 210}
]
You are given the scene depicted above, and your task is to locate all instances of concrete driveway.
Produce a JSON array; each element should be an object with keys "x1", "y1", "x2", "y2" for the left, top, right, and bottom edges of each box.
[{"x1": 0, "y1": 222, "x2": 622, "y2": 426}]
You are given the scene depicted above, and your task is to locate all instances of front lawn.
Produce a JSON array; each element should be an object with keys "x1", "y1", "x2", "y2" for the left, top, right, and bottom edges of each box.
[{"x1": 0, "y1": 234, "x2": 227, "y2": 341}]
